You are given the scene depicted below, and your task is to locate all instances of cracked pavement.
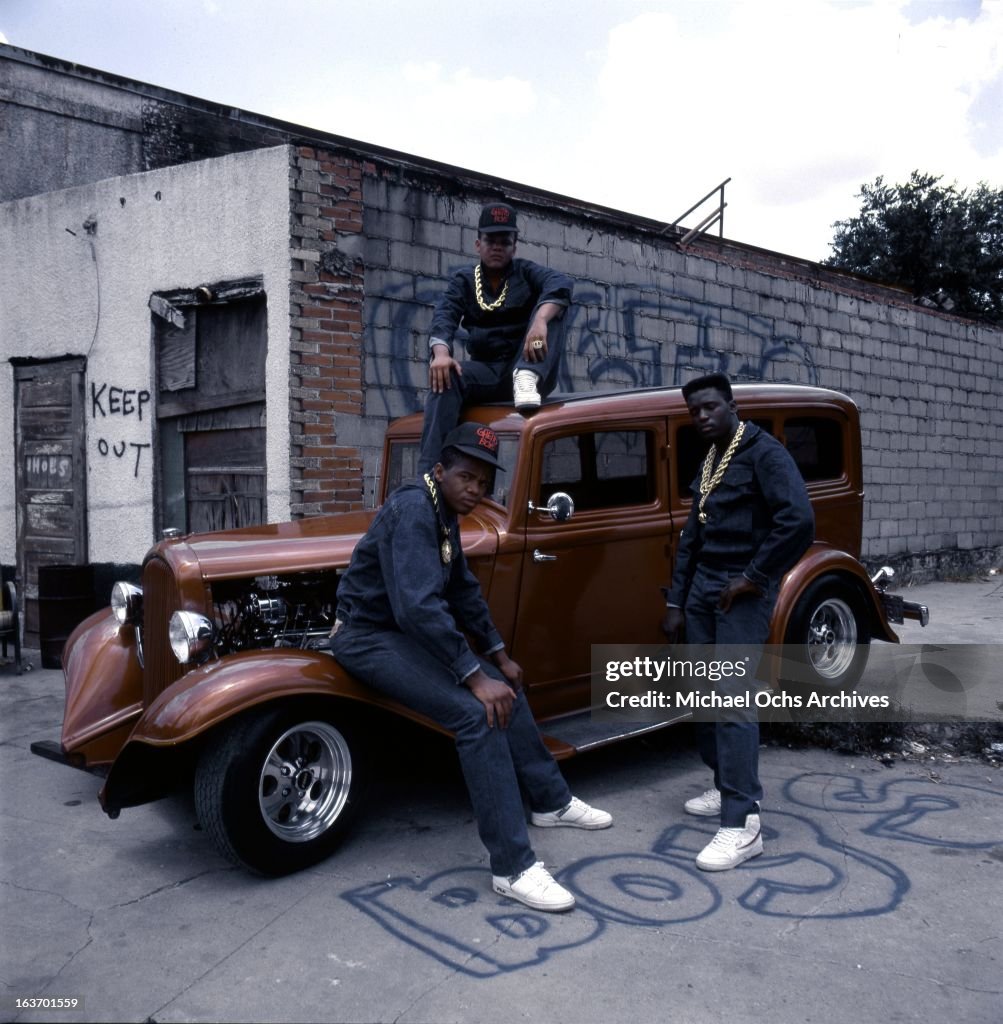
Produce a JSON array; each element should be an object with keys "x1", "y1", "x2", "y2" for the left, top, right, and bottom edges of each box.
[{"x1": 0, "y1": 580, "x2": 1000, "y2": 1023}]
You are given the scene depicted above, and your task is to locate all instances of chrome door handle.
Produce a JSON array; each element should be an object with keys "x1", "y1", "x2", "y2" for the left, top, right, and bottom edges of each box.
[{"x1": 533, "y1": 549, "x2": 557, "y2": 562}]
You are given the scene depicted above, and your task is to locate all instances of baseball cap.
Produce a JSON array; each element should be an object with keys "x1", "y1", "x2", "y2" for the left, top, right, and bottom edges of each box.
[
  {"x1": 477, "y1": 202, "x2": 518, "y2": 235},
  {"x1": 442, "y1": 422, "x2": 505, "y2": 470}
]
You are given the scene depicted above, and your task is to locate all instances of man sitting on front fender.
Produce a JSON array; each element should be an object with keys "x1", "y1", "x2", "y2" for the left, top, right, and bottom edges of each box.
[{"x1": 330, "y1": 422, "x2": 612, "y2": 913}]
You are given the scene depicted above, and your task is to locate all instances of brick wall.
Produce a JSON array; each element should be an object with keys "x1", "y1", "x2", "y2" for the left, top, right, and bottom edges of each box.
[
  {"x1": 288, "y1": 146, "x2": 366, "y2": 515},
  {"x1": 348, "y1": 165, "x2": 1002, "y2": 578}
]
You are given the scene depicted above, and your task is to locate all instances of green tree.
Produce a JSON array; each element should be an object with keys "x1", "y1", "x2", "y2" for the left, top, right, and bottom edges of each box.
[{"x1": 824, "y1": 171, "x2": 1003, "y2": 325}]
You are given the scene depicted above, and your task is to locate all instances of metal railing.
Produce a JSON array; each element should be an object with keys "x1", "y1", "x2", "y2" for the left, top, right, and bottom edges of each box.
[{"x1": 665, "y1": 177, "x2": 731, "y2": 246}]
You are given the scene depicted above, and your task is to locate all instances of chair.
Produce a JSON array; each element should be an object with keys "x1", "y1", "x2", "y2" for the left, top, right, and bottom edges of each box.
[{"x1": 1, "y1": 581, "x2": 22, "y2": 674}]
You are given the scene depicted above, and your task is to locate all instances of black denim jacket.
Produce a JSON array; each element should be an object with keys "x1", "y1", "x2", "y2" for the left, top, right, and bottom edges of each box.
[
  {"x1": 666, "y1": 424, "x2": 815, "y2": 606},
  {"x1": 334, "y1": 481, "x2": 503, "y2": 682},
  {"x1": 429, "y1": 258, "x2": 573, "y2": 362}
]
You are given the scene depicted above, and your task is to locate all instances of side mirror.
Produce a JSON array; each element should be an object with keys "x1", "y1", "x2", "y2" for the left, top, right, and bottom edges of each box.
[
  {"x1": 528, "y1": 492, "x2": 575, "y2": 522},
  {"x1": 545, "y1": 492, "x2": 575, "y2": 522}
]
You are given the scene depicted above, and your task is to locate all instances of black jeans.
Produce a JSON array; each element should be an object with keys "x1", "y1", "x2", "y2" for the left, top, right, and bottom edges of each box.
[
  {"x1": 329, "y1": 623, "x2": 571, "y2": 877},
  {"x1": 684, "y1": 564, "x2": 775, "y2": 827},
  {"x1": 418, "y1": 317, "x2": 566, "y2": 472}
]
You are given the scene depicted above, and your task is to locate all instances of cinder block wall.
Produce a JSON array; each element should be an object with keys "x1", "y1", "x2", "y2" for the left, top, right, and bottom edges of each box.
[{"x1": 293, "y1": 146, "x2": 1002, "y2": 579}]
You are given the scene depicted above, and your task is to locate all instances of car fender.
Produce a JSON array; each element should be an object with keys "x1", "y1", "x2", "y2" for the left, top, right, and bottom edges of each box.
[
  {"x1": 768, "y1": 543, "x2": 899, "y2": 644},
  {"x1": 61, "y1": 608, "x2": 145, "y2": 767},
  {"x1": 99, "y1": 647, "x2": 444, "y2": 814}
]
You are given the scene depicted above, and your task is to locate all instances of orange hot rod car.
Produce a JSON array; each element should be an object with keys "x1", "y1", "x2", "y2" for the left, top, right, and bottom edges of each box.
[{"x1": 35, "y1": 384, "x2": 928, "y2": 875}]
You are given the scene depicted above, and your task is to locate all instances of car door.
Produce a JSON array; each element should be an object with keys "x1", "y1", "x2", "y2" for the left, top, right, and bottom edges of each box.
[{"x1": 511, "y1": 421, "x2": 669, "y2": 717}]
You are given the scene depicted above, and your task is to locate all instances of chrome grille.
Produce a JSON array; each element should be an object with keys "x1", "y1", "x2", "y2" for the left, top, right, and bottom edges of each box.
[{"x1": 142, "y1": 556, "x2": 185, "y2": 707}]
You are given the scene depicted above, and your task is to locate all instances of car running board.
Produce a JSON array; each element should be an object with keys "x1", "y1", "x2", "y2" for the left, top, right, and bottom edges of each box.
[
  {"x1": 30, "y1": 738, "x2": 110, "y2": 777},
  {"x1": 540, "y1": 709, "x2": 691, "y2": 760}
]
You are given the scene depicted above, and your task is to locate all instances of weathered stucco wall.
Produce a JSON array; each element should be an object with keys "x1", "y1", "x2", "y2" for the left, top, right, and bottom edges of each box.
[
  {"x1": 0, "y1": 145, "x2": 293, "y2": 567},
  {"x1": 0, "y1": 45, "x2": 289, "y2": 203}
]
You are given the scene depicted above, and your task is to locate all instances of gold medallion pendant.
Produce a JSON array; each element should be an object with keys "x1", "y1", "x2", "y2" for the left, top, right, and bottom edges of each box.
[{"x1": 424, "y1": 472, "x2": 455, "y2": 565}]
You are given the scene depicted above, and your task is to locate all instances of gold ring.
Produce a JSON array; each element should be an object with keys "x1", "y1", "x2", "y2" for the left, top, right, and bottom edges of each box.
[{"x1": 531, "y1": 338, "x2": 545, "y2": 349}]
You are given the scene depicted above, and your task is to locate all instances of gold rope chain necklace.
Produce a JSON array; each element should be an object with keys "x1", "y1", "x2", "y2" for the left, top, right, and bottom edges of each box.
[
  {"x1": 697, "y1": 421, "x2": 746, "y2": 524},
  {"x1": 423, "y1": 473, "x2": 454, "y2": 564},
  {"x1": 474, "y1": 264, "x2": 508, "y2": 312}
]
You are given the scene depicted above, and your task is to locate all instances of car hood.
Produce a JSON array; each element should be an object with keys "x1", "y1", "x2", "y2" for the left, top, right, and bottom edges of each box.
[{"x1": 152, "y1": 508, "x2": 501, "y2": 581}]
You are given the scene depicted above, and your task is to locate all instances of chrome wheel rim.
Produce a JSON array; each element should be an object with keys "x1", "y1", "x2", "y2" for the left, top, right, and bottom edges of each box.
[
  {"x1": 806, "y1": 597, "x2": 857, "y2": 680},
  {"x1": 258, "y1": 721, "x2": 352, "y2": 842}
]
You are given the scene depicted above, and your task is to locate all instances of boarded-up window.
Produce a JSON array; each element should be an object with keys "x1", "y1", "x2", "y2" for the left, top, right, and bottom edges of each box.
[{"x1": 153, "y1": 288, "x2": 267, "y2": 535}]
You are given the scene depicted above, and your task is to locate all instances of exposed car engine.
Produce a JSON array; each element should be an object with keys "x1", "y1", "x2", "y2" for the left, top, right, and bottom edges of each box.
[{"x1": 211, "y1": 573, "x2": 337, "y2": 654}]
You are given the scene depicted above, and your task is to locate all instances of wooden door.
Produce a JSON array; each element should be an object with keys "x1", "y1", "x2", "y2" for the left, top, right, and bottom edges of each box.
[{"x1": 13, "y1": 358, "x2": 88, "y2": 647}]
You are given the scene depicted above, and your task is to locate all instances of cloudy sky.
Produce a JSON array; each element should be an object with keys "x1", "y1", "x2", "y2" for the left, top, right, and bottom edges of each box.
[{"x1": 2, "y1": 0, "x2": 1000, "y2": 261}]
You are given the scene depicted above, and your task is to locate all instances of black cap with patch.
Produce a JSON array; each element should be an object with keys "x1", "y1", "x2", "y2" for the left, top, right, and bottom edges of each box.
[
  {"x1": 442, "y1": 422, "x2": 505, "y2": 470},
  {"x1": 478, "y1": 202, "x2": 518, "y2": 235}
]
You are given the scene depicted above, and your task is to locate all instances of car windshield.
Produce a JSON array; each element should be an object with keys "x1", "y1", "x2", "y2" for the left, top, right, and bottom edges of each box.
[{"x1": 384, "y1": 433, "x2": 520, "y2": 507}]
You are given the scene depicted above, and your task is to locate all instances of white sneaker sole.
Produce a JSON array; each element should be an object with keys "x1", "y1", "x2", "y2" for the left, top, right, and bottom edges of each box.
[
  {"x1": 683, "y1": 801, "x2": 721, "y2": 818},
  {"x1": 530, "y1": 813, "x2": 612, "y2": 830}
]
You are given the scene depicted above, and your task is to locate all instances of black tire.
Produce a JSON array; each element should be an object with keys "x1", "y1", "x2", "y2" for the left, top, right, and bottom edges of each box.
[
  {"x1": 194, "y1": 705, "x2": 367, "y2": 876},
  {"x1": 783, "y1": 575, "x2": 871, "y2": 692}
]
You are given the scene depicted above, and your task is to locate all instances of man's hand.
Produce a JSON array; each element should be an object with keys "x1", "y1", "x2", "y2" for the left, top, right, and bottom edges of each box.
[
  {"x1": 718, "y1": 576, "x2": 762, "y2": 612},
  {"x1": 493, "y1": 650, "x2": 524, "y2": 693},
  {"x1": 661, "y1": 606, "x2": 685, "y2": 641},
  {"x1": 429, "y1": 348, "x2": 462, "y2": 392},
  {"x1": 522, "y1": 318, "x2": 549, "y2": 363},
  {"x1": 466, "y1": 669, "x2": 516, "y2": 729}
]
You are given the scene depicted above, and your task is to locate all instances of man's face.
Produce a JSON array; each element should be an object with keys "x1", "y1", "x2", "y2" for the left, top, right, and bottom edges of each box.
[
  {"x1": 685, "y1": 387, "x2": 738, "y2": 443},
  {"x1": 475, "y1": 232, "x2": 517, "y2": 271},
  {"x1": 434, "y1": 454, "x2": 494, "y2": 516}
]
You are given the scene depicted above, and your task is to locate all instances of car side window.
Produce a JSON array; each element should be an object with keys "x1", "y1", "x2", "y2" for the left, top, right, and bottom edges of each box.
[
  {"x1": 385, "y1": 440, "x2": 422, "y2": 495},
  {"x1": 783, "y1": 417, "x2": 844, "y2": 481},
  {"x1": 539, "y1": 430, "x2": 654, "y2": 511}
]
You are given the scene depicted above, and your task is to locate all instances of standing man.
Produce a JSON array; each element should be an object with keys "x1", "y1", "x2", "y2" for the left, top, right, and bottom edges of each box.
[
  {"x1": 418, "y1": 202, "x2": 573, "y2": 471},
  {"x1": 330, "y1": 422, "x2": 612, "y2": 912},
  {"x1": 662, "y1": 373, "x2": 814, "y2": 870}
]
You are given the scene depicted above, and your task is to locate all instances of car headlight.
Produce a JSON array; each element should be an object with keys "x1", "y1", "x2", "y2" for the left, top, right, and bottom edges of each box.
[
  {"x1": 111, "y1": 582, "x2": 143, "y2": 625},
  {"x1": 168, "y1": 610, "x2": 215, "y2": 664}
]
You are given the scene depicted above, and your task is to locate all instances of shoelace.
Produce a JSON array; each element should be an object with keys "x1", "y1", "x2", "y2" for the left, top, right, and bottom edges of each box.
[
  {"x1": 515, "y1": 862, "x2": 553, "y2": 890},
  {"x1": 558, "y1": 798, "x2": 580, "y2": 818},
  {"x1": 707, "y1": 827, "x2": 747, "y2": 850}
]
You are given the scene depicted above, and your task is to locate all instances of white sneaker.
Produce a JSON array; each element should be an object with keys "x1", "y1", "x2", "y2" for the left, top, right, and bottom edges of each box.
[
  {"x1": 513, "y1": 369, "x2": 541, "y2": 412},
  {"x1": 684, "y1": 788, "x2": 722, "y2": 817},
  {"x1": 696, "y1": 814, "x2": 763, "y2": 871},
  {"x1": 531, "y1": 795, "x2": 613, "y2": 830},
  {"x1": 492, "y1": 861, "x2": 576, "y2": 912},
  {"x1": 696, "y1": 811, "x2": 762, "y2": 868}
]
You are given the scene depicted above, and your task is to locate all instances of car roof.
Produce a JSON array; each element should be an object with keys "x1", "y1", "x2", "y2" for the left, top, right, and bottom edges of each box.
[{"x1": 387, "y1": 383, "x2": 858, "y2": 437}]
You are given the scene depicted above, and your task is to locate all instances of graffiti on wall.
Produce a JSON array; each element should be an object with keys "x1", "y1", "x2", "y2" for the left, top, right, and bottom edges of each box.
[
  {"x1": 366, "y1": 269, "x2": 819, "y2": 420},
  {"x1": 342, "y1": 773, "x2": 1001, "y2": 978},
  {"x1": 90, "y1": 381, "x2": 152, "y2": 477}
]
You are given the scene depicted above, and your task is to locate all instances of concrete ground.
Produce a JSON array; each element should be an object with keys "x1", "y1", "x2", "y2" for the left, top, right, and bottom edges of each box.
[{"x1": 1, "y1": 580, "x2": 1000, "y2": 1024}]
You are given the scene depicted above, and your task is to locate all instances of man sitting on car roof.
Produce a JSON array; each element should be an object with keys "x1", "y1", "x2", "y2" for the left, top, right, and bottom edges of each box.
[{"x1": 417, "y1": 201, "x2": 573, "y2": 472}]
